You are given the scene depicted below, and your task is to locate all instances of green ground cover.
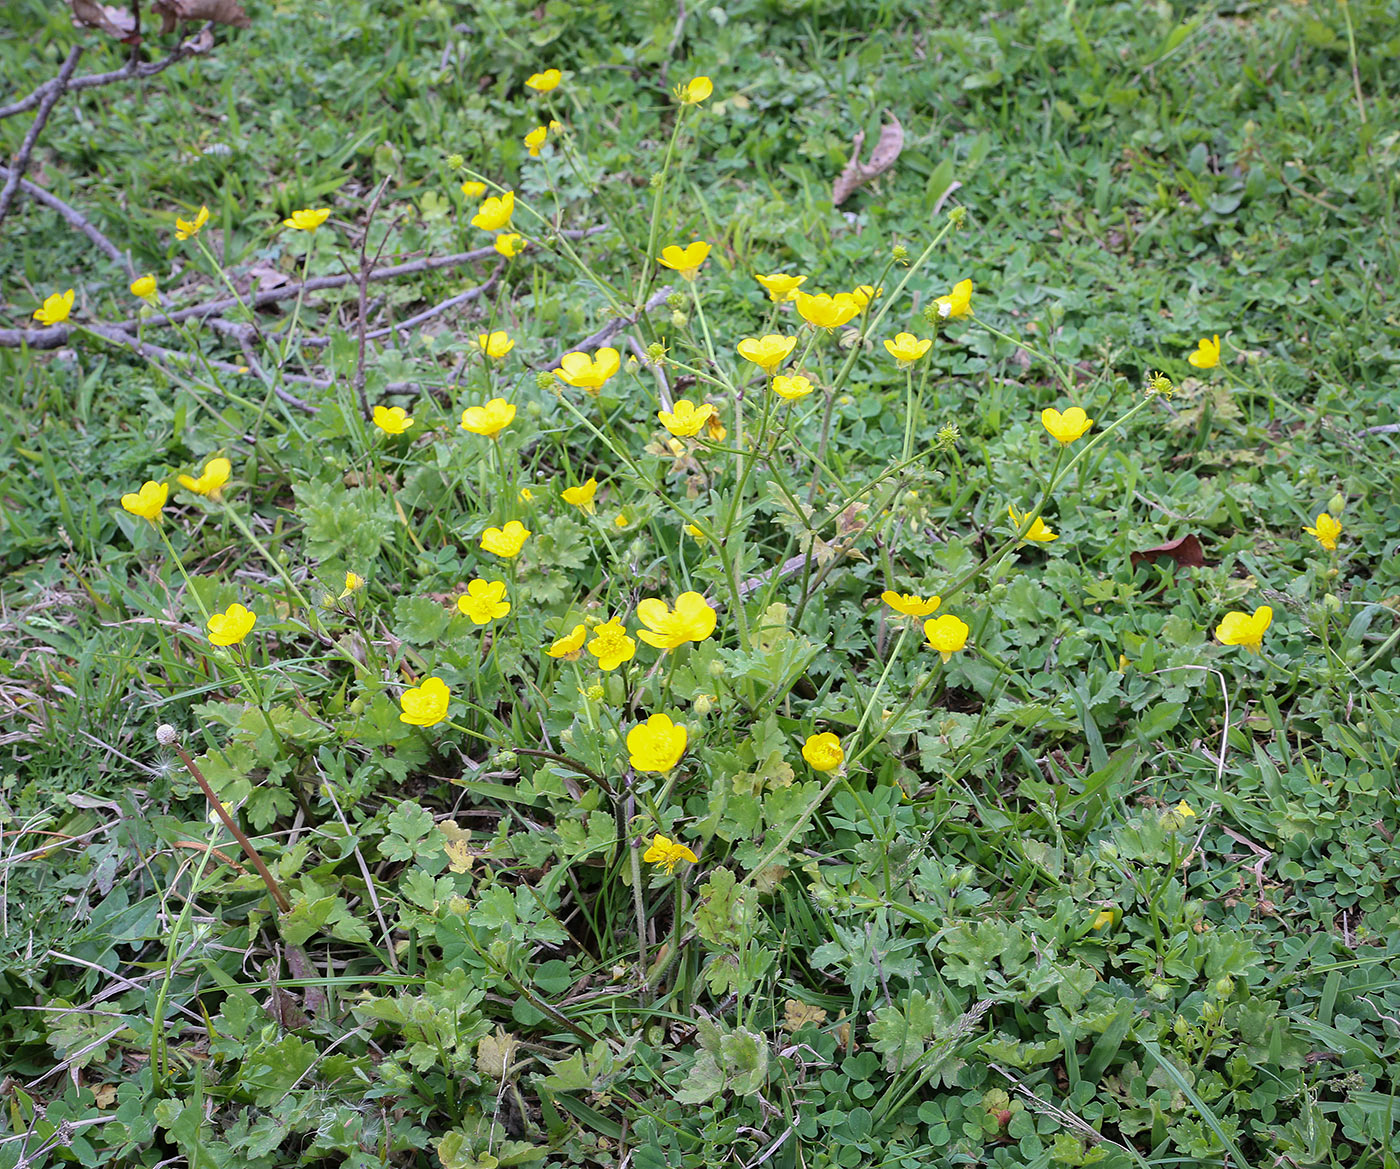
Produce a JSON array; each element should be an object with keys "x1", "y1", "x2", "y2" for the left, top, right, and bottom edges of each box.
[{"x1": 2, "y1": 1, "x2": 1400, "y2": 1166}]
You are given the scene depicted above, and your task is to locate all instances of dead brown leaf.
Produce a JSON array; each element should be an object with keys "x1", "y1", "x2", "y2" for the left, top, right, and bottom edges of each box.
[
  {"x1": 68, "y1": 0, "x2": 139, "y2": 41},
  {"x1": 832, "y1": 116, "x2": 904, "y2": 206},
  {"x1": 1130, "y1": 533, "x2": 1208, "y2": 571},
  {"x1": 151, "y1": 0, "x2": 251, "y2": 33}
]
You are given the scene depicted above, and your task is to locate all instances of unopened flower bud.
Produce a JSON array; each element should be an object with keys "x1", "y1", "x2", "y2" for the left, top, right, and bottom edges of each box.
[
  {"x1": 1328, "y1": 493, "x2": 1345, "y2": 516},
  {"x1": 1323, "y1": 593, "x2": 1341, "y2": 613},
  {"x1": 671, "y1": 309, "x2": 688, "y2": 328},
  {"x1": 535, "y1": 369, "x2": 558, "y2": 391},
  {"x1": 526, "y1": 400, "x2": 543, "y2": 417},
  {"x1": 694, "y1": 694, "x2": 714, "y2": 715}
]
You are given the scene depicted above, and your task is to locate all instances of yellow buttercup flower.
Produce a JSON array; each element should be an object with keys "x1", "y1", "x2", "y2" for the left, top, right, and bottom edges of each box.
[
  {"x1": 1007, "y1": 504, "x2": 1057, "y2": 543},
  {"x1": 33, "y1": 289, "x2": 75, "y2": 325},
  {"x1": 658, "y1": 399, "x2": 716, "y2": 438},
  {"x1": 1091, "y1": 908, "x2": 1115, "y2": 931},
  {"x1": 340, "y1": 571, "x2": 365, "y2": 598},
  {"x1": 736, "y1": 333, "x2": 797, "y2": 375},
  {"x1": 657, "y1": 241, "x2": 712, "y2": 280},
  {"x1": 802, "y1": 732, "x2": 844, "y2": 772},
  {"x1": 399, "y1": 676, "x2": 451, "y2": 727},
  {"x1": 471, "y1": 191, "x2": 515, "y2": 232},
  {"x1": 460, "y1": 397, "x2": 516, "y2": 438},
  {"x1": 772, "y1": 374, "x2": 815, "y2": 401},
  {"x1": 883, "y1": 332, "x2": 931, "y2": 364},
  {"x1": 1188, "y1": 334, "x2": 1221, "y2": 369},
  {"x1": 794, "y1": 290, "x2": 860, "y2": 329},
  {"x1": 494, "y1": 232, "x2": 525, "y2": 258},
  {"x1": 207, "y1": 602, "x2": 256, "y2": 647},
  {"x1": 373, "y1": 405, "x2": 414, "y2": 434},
  {"x1": 587, "y1": 619, "x2": 636, "y2": 671},
  {"x1": 554, "y1": 347, "x2": 621, "y2": 392},
  {"x1": 674, "y1": 76, "x2": 713, "y2": 105},
  {"x1": 477, "y1": 331, "x2": 515, "y2": 358},
  {"x1": 121, "y1": 480, "x2": 168, "y2": 522},
  {"x1": 755, "y1": 272, "x2": 806, "y2": 302},
  {"x1": 283, "y1": 207, "x2": 331, "y2": 231},
  {"x1": 705, "y1": 413, "x2": 726, "y2": 442},
  {"x1": 546, "y1": 623, "x2": 587, "y2": 660},
  {"x1": 614, "y1": 513, "x2": 629, "y2": 528},
  {"x1": 519, "y1": 487, "x2": 535, "y2": 503},
  {"x1": 457, "y1": 578, "x2": 511, "y2": 624},
  {"x1": 177, "y1": 457, "x2": 232, "y2": 499},
  {"x1": 924, "y1": 614, "x2": 970, "y2": 663},
  {"x1": 934, "y1": 278, "x2": 973, "y2": 320},
  {"x1": 524, "y1": 126, "x2": 549, "y2": 156},
  {"x1": 175, "y1": 204, "x2": 209, "y2": 241},
  {"x1": 1214, "y1": 605, "x2": 1271, "y2": 654},
  {"x1": 850, "y1": 284, "x2": 883, "y2": 309},
  {"x1": 479, "y1": 520, "x2": 530, "y2": 558},
  {"x1": 460, "y1": 180, "x2": 487, "y2": 199},
  {"x1": 561, "y1": 478, "x2": 599, "y2": 515},
  {"x1": 1174, "y1": 800, "x2": 1196, "y2": 818},
  {"x1": 129, "y1": 275, "x2": 157, "y2": 301},
  {"x1": 643, "y1": 831, "x2": 698, "y2": 873},
  {"x1": 881, "y1": 591, "x2": 940, "y2": 617},
  {"x1": 685, "y1": 523, "x2": 707, "y2": 543},
  {"x1": 628, "y1": 715, "x2": 689, "y2": 774},
  {"x1": 1303, "y1": 512, "x2": 1342, "y2": 551},
  {"x1": 525, "y1": 68, "x2": 562, "y2": 92},
  {"x1": 1040, "y1": 406, "x2": 1093, "y2": 444},
  {"x1": 636, "y1": 592, "x2": 717, "y2": 650}
]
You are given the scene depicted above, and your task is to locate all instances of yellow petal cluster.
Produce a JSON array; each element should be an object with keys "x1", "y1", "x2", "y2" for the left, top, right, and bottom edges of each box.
[
  {"x1": 794, "y1": 291, "x2": 860, "y2": 329},
  {"x1": 881, "y1": 591, "x2": 940, "y2": 617},
  {"x1": 924, "y1": 614, "x2": 970, "y2": 663},
  {"x1": 33, "y1": 289, "x2": 75, "y2": 325},
  {"x1": 121, "y1": 480, "x2": 168, "y2": 522},
  {"x1": 657, "y1": 241, "x2": 712, "y2": 280},
  {"x1": 755, "y1": 272, "x2": 806, "y2": 302},
  {"x1": 457, "y1": 579, "x2": 511, "y2": 624},
  {"x1": 636, "y1": 592, "x2": 717, "y2": 649},
  {"x1": 658, "y1": 400, "x2": 716, "y2": 438},
  {"x1": 802, "y1": 732, "x2": 844, "y2": 772},
  {"x1": 479, "y1": 521, "x2": 530, "y2": 558},
  {"x1": 628, "y1": 715, "x2": 689, "y2": 774},
  {"x1": 178, "y1": 457, "x2": 232, "y2": 499},
  {"x1": 373, "y1": 405, "x2": 414, "y2": 434},
  {"x1": 207, "y1": 603, "x2": 256, "y2": 647},
  {"x1": 555, "y1": 347, "x2": 621, "y2": 392},
  {"x1": 283, "y1": 207, "x2": 331, "y2": 231},
  {"x1": 1302, "y1": 512, "x2": 1341, "y2": 551},
  {"x1": 1188, "y1": 334, "x2": 1221, "y2": 369},
  {"x1": 399, "y1": 676, "x2": 451, "y2": 726},
  {"x1": 471, "y1": 192, "x2": 515, "y2": 232},
  {"x1": 1040, "y1": 406, "x2": 1093, "y2": 445},
  {"x1": 1214, "y1": 605, "x2": 1271, "y2": 653},
  {"x1": 561, "y1": 478, "x2": 599, "y2": 514},
  {"x1": 587, "y1": 619, "x2": 636, "y2": 671},
  {"x1": 642, "y1": 831, "x2": 697, "y2": 873},
  {"x1": 460, "y1": 398, "x2": 516, "y2": 437},
  {"x1": 736, "y1": 334, "x2": 796, "y2": 375}
]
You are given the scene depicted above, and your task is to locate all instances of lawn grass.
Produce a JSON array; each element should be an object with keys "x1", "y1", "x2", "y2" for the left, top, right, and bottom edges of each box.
[{"x1": 2, "y1": 1, "x2": 1400, "y2": 1167}]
